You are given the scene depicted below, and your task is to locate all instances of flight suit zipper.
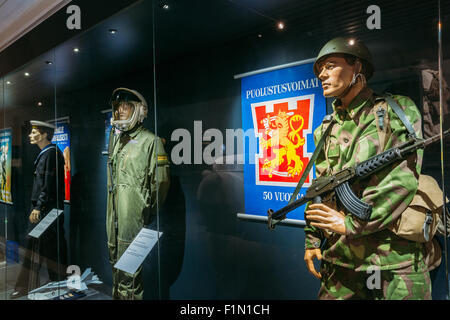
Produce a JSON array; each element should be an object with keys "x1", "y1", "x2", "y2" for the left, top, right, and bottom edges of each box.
[{"x1": 114, "y1": 152, "x2": 119, "y2": 262}]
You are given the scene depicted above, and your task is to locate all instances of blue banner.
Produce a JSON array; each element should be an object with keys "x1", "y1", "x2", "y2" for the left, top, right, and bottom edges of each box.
[
  {"x1": 241, "y1": 62, "x2": 326, "y2": 221},
  {"x1": 0, "y1": 128, "x2": 12, "y2": 204},
  {"x1": 104, "y1": 111, "x2": 113, "y2": 152},
  {"x1": 52, "y1": 121, "x2": 71, "y2": 202}
]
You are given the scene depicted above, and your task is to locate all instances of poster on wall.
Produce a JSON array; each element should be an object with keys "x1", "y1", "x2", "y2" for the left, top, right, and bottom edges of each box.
[
  {"x1": 0, "y1": 128, "x2": 13, "y2": 204},
  {"x1": 239, "y1": 61, "x2": 326, "y2": 223},
  {"x1": 103, "y1": 110, "x2": 113, "y2": 154},
  {"x1": 50, "y1": 118, "x2": 71, "y2": 202}
]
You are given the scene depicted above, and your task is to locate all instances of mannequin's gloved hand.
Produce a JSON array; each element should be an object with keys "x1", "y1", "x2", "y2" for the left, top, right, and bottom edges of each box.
[{"x1": 304, "y1": 248, "x2": 322, "y2": 279}]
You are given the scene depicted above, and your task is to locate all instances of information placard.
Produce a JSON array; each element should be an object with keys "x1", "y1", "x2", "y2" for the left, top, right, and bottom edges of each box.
[
  {"x1": 114, "y1": 228, "x2": 162, "y2": 275},
  {"x1": 28, "y1": 209, "x2": 63, "y2": 238}
]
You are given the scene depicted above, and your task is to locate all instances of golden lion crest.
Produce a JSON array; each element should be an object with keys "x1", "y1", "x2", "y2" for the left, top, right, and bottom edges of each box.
[{"x1": 259, "y1": 110, "x2": 305, "y2": 178}]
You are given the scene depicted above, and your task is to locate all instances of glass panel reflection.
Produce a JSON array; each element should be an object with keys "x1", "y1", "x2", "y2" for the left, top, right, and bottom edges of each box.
[
  {"x1": 0, "y1": 50, "x2": 69, "y2": 300},
  {"x1": 53, "y1": 0, "x2": 159, "y2": 300},
  {"x1": 153, "y1": 0, "x2": 447, "y2": 300},
  {"x1": 0, "y1": 77, "x2": 5, "y2": 300},
  {"x1": 0, "y1": 0, "x2": 447, "y2": 301}
]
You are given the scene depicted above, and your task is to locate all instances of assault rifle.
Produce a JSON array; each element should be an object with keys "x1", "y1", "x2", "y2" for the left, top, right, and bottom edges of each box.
[{"x1": 267, "y1": 128, "x2": 450, "y2": 230}]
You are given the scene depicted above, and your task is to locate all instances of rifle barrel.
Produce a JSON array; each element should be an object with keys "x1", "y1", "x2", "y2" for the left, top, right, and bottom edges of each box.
[
  {"x1": 270, "y1": 195, "x2": 309, "y2": 220},
  {"x1": 401, "y1": 128, "x2": 450, "y2": 157},
  {"x1": 425, "y1": 128, "x2": 450, "y2": 146}
]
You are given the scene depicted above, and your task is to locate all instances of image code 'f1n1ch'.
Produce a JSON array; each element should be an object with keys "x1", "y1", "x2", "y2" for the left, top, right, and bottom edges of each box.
[{"x1": 267, "y1": 128, "x2": 450, "y2": 230}]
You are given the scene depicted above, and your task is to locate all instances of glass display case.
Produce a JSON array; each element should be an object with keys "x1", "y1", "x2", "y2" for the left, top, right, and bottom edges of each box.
[{"x1": 0, "y1": 0, "x2": 448, "y2": 301}]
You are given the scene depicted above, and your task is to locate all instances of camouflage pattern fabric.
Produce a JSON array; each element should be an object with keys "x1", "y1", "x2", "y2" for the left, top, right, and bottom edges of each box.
[
  {"x1": 318, "y1": 260, "x2": 432, "y2": 300},
  {"x1": 304, "y1": 87, "x2": 441, "y2": 298},
  {"x1": 107, "y1": 124, "x2": 170, "y2": 300}
]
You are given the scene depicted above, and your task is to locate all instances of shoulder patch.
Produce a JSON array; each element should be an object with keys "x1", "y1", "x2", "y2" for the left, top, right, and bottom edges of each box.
[{"x1": 157, "y1": 154, "x2": 169, "y2": 166}]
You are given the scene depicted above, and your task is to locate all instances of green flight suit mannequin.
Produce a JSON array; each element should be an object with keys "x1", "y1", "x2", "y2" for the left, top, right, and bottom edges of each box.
[{"x1": 106, "y1": 88, "x2": 170, "y2": 300}]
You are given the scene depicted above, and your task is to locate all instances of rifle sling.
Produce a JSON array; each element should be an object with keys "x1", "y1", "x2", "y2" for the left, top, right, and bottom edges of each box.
[
  {"x1": 384, "y1": 94, "x2": 418, "y2": 139},
  {"x1": 288, "y1": 116, "x2": 336, "y2": 205}
]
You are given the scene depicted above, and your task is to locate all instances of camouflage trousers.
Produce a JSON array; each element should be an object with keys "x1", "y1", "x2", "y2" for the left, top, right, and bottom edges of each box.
[{"x1": 318, "y1": 261, "x2": 432, "y2": 300}]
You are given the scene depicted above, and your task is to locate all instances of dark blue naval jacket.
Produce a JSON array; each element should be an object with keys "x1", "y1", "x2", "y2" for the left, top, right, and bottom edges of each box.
[{"x1": 31, "y1": 144, "x2": 65, "y2": 213}]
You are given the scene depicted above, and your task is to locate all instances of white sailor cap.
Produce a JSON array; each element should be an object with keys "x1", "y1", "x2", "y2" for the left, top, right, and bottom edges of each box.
[{"x1": 30, "y1": 120, "x2": 56, "y2": 130}]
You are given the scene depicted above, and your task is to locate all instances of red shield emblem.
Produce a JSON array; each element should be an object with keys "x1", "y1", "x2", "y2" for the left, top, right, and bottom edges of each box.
[{"x1": 251, "y1": 95, "x2": 314, "y2": 187}]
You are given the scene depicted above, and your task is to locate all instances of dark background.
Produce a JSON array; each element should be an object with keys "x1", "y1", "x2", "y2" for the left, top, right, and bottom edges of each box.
[{"x1": 0, "y1": 0, "x2": 449, "y2": 299}]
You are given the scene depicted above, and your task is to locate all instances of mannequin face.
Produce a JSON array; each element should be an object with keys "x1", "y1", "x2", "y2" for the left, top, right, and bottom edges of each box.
[
  {"x1": 317, "y1": 56, "x2": 356, "y2": 97},
  {"x1": 29, "y1": 128, "x2": 46, "y2": 145},
  {"x1": 116, "y1": 102, "x2": 135, "y2": 120}
]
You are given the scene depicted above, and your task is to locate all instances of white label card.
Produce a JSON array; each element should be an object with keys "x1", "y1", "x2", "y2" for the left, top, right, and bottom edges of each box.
[
  {"x1": 114, "y1": 228, "x2": 162, "y2": 275},
  {"x1": 28, "y1": 209, "x2": 63, "y2": 239}
]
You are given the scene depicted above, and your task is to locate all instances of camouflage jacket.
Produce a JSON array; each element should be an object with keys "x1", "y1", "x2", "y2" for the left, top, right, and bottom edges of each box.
[{"x1": 304, "y1": 87, "x2": 441, "y2": 271}]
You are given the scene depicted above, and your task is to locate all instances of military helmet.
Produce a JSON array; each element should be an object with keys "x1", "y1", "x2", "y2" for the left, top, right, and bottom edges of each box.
[
  {"x1": 110, "y1": 87, "x2": 148, "y2": 132},
  {"x1": 313, "y1": 37, "x2": 374, "y2": 80}
]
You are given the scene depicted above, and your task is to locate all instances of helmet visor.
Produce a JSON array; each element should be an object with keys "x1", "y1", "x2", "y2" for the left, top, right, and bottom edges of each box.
[{"x1": 109, "y1": 89, "x2": 141, "y2": 108}]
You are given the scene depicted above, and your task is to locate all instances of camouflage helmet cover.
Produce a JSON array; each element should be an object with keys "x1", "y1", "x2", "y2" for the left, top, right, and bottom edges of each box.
[{"x1": 313, "y1": 37, "x2": 374, "y2": 79}]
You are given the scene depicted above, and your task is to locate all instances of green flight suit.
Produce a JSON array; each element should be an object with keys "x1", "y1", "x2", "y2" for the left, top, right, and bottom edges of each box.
[
  {"x1": 304, "y1": 87, "x2": 441, "y2": 300},
  {"x1": 107, "y1": 124, "x2": 170, "y2": 300}
]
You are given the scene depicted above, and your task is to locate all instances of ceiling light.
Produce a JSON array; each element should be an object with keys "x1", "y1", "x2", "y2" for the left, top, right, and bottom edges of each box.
[
  {"x1": 277, "y1": 22, "x2": 285, "y2": 30},
  {"x1": 6, "y1": 81, "x2": 11, "y2": 85},
  {"x1": 348, "y1": 39, "x2": 355, "y2": 45},
  {"x1": 258, "y1": 34, "x2": 263, "y2": 38},
  {"x1": 46, "y1": 61, "x2": 53, "y2": 65},
  {"x1": 24, "y1": 72, "x2": 30, "y2": 77},
  {"x1": 37, "y1": 102, "x2": 43, "y2": 107},
  {"x1": 109, "y1": 29, "x2": 117, "y2": 34},
  {"x1": 159, "y1": 2, "x2": 170, "y2": 10},
  {"x1": 73, "y1": 48, "x2": 80, "y2": 53}
]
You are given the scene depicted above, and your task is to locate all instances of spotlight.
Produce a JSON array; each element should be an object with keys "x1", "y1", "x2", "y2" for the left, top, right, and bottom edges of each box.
[
  {"x1": 24, "y1": 72, "x2": 30, "y2": 77},
  {"x1": 348, "y1": 39, "x2": 355, "y2": 45},
  {"x1": 277, "y1": 22, "x2": 285, "y2": 30},
  {"x1": 159, "y1": 2, "x2": 170, "y2": 10},
  {"x1": 73, "y1": 48, "x2": 80, "y2": 53},
  {"x1": 258, "y1": 34, "x2": 263, "y2": 38},
  {"x1": 37, "y1": 102, "x2": 43, "y2": 107}
]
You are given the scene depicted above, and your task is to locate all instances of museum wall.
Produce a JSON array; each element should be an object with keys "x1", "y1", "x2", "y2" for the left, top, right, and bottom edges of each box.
[{"x1": 0, "y1": 0, "x2": 449, "y2": 300}]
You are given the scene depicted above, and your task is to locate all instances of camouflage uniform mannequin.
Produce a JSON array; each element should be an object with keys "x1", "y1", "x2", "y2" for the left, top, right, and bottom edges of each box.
[
  {"x1": 304, "y1": 38, "x2": 441, "y2": 300},
  {"x1": 107, "y1": 88, "x2": 170, "y2": 300}
]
